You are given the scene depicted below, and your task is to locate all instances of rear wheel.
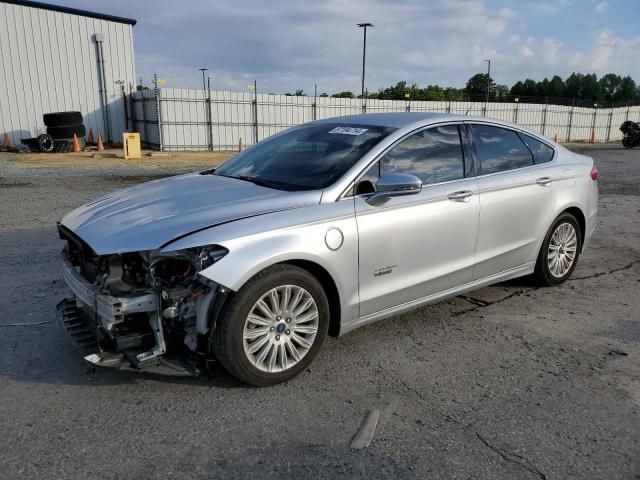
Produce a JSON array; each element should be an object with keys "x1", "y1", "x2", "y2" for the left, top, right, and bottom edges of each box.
[
  {"x1": 533, "y1": 213, "x2": 581, "y2": 286},
  {"x1": 212, "y1": 264, "x2": 329, "y2": 386}
]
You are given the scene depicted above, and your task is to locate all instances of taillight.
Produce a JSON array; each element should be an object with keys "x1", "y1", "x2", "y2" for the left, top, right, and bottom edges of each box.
[{"x1": 590, "y1": 165, "x2": 598, "y2": 181}]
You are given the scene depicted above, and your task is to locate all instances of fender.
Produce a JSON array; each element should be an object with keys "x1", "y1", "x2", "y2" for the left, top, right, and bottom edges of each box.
[{"x1": 161, "y1": 200, "x2": 361, "y2": 326}]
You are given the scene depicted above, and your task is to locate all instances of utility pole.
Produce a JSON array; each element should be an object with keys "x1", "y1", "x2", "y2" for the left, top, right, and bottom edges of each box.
[
  {"x1": 484, "y1": 59, "x2": 491, "y2": 115},
  {"x1": 198, "y1": 68, "x2": 208, "y2": 94},
  {"x1": 357, "y1": 23, "x2": 373, "y2": 102}
]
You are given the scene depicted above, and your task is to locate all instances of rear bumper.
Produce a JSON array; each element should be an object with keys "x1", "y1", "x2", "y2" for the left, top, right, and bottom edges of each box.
[{"x1": 583, "y1": 180, "x2": 599, "y2": 251}]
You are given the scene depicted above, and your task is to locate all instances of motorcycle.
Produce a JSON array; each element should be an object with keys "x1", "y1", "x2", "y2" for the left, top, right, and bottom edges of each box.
[{"x1": 620, "y1": 121, "x2": 640, "y2": 149}]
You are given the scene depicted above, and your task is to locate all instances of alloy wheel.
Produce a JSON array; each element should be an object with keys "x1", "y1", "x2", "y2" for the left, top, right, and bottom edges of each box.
[
  {"x1": 242, "y1": 285, "x2": 319, "y2": 373},
  {"x1": 547, "y1": 222, "x2": 578, "y2": 278}
]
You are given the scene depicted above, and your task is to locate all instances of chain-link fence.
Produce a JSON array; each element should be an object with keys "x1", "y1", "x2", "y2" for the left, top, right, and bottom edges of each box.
[{"x1": 128, "y1": 81, "x2": 640, "y2": 151}]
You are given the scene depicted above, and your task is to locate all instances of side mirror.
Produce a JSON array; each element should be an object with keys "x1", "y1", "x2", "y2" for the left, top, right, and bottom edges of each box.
[{"x1": 366, "y1": 172, "x2": 422, "y2": 205}]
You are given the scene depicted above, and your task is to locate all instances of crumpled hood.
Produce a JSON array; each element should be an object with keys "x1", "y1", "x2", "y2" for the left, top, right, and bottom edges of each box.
[{"x1": 60, "y1": 173, "x2": 321, "y2": 254}]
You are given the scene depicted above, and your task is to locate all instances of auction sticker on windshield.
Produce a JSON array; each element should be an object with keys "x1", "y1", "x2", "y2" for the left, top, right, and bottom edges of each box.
[{"x1": 329, "y1": 126, "x2": 369, "y2": 135}]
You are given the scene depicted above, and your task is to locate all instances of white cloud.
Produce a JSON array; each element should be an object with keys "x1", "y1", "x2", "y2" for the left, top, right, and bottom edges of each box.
[
  {"x1": 50, "y1": 0, "x2": 640, "y2": 92},
  {"x1": 595, "y1": 1, "x2": 608, "y2": 14}
]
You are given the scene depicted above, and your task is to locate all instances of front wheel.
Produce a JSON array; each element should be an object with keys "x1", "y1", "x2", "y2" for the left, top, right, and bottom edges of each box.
[
  {"x1": 533, "y1": 213, "x2": 582, "y2": 286},
  {"x1": 211, "y1": 264, "x2": 329, "y2": 386}
]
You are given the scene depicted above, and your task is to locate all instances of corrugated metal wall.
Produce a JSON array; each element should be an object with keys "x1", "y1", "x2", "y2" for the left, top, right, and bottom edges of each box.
[
  {"x1": 131, "y1": 88, "x2": 640, "y2": 151},
  {"x1": 0, "y1": 2, "x2": 135, "y2": 144}
]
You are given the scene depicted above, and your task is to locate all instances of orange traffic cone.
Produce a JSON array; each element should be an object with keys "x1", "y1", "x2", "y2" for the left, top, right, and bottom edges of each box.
[
  {"x1": 553, "y1": 133, "x2": 558, "y2": 143},
  {"x1": 72, "y1": 133, "x2": 81, "y2": 152},
  {"x1": 97, "y1": 133, "x2": 105, "y2": 151},
  {"x1": 590, "y1": 129, "x2": 596, "y2": 144},
  {"x1": 87, "y1": 128, "x2": 94, "y2": 145},
  {"x1": 2, "y1": 133, "x2": 9, "y2": 148}
]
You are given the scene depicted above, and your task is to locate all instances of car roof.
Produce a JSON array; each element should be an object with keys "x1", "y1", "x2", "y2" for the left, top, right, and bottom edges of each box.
[
  {"x1": 311, "y1": 112, "x2": 557, "y2": 146},
  {"x1": 312, "y1": 112, "x2": 461, "y2": 128}
]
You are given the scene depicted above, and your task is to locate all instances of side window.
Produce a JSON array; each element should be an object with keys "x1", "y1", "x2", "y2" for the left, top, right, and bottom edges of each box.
[
  {"x1": 521, "y1": 133, "x2": 554, "y2": 164},
  {"x1": 381, "y1": 125, "x2": 465, "y2": 185},
  {"x1": 471, "y1": 125, "x2": 533, "y2": 174}
]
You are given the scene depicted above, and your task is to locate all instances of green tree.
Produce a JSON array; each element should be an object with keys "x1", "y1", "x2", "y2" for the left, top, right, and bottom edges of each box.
[
  {"x1": 548, "y1": 75, "x2": 566, "y2": 98},
  {"x1": 522, "y1": 79, "x2": 538, "y2": 96},
  {"x1": 494, "y1": 84, "x2": 509, "y2": 100},
  {"x1": 465, "y1": 73, "x2": 495, "y2": 98},
  {"x1": 565, "y1": 73, "x2": 584, "y2": 99},
  {"x1": 331, "y1": 91, "x2": 354, "y2": 98},
  {"x1": 510, "y1": 81, "x2": 525, "y2": 97},
  {"x1": 582, "y1": 73, "x2": 601, "y2": 102},
  {"x1": 616, "y1": 76, "x2": 637, "y2": 102}
]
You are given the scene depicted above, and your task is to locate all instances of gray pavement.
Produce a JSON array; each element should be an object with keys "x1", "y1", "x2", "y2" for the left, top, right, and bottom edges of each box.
[{"x1": 0, "y1": 144, "x2": 639, "y2": 479}]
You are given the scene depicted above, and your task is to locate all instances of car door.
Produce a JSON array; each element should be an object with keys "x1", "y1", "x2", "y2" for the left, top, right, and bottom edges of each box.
[
  {"x1": 354, "y1": 124, "x2": 480, "y2": 317},
  {"x1": 468, "y1": 123, "x2": 559, "y2": 280}
]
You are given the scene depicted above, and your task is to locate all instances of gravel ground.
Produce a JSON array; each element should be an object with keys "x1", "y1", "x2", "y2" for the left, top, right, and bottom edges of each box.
[{"x1": 0, "y1": 144, "x2": 639, "y2": 479}]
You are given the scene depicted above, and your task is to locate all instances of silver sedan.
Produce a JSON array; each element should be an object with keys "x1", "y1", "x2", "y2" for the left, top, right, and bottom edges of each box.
[{"x1": 56, "y1": 113, "x2": 599, "y2": 385}]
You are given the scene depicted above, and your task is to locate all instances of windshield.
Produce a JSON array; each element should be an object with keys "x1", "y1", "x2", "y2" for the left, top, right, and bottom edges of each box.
[{"x1": 214, "y1": 123, "x2": 397, "y2": 191}]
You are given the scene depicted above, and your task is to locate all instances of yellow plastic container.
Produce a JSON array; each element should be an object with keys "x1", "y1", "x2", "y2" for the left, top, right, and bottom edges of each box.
[{"x1": 123, "y1": 132, "x2": 141, "y2": 160}]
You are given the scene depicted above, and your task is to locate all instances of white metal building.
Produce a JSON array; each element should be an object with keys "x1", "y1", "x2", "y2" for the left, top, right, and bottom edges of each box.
[{"x1": 0, "y1": 0, "x2": 136, "y2": 145}]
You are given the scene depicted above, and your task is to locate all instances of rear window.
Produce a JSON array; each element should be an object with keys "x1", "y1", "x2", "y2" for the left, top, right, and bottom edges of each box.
[
  {"x1": 522, "y1": 134, "x2": 555, "y2": 164},
  {"x1": 471, "y1": 125, "x2": 533, "y2": 175}
]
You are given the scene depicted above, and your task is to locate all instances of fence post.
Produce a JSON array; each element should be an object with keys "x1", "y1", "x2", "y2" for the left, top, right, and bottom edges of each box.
[
  {"x1": 542, "y1": 97, "x2": 548, "y2": 136},
  {"x1": 117, "y1": 81, "x2": 128, "y2": 132},
  {"x1": 153, "y1": 74, "x2": 163, "y2": 151},
  {"x1": 513, "y1": 101, "x2": 519, "y2": 124},
  {"x1": 141, "y1": 92, "x2": 148, "y2": 147},
  {"x1": 313, "y1": 84, "x2": 317, "y2": 121},
  {"x1": 252, "y1": 80, "x2": 259, "y2": 144},
  {"x1": 207, "y1": 77, "x2": 214, "y2": 151},
  {"x1": 567, "y1": 99, "x2": 574, "y2": 142},
  {"x1": 625, "y1": 101, "x2": 630, "y2": 123},
  {"x1": 606, "y1": 101, "x2": 614, "y2": 143},
  {"x1": 591, "y1": 106, "x2": 597, "y2": 143},
  {"x1": 447, "y1": 99, "x2": 451, "y2": 114},
  {"x1": 129, "y1": 83, "x2": 135, "y2": 133}
]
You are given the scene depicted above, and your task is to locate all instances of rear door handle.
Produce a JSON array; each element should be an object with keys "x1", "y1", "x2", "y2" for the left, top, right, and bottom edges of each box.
[
  {"x1": 448, "y1": 190, "x2": 473, "y2": 202},
  {"x1": 536, "y1": 177, "x2": 553, "y2": 186}
]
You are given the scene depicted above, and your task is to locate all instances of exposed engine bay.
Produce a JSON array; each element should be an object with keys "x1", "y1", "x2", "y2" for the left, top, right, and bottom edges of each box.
[{"x1": 56, "y1": 225, "x2": 229, "y2": 376}]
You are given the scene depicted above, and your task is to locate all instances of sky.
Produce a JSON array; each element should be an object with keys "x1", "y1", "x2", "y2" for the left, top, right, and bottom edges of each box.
[{"x1": 55, "y1": 0, "x2": 640, "y2": 94}]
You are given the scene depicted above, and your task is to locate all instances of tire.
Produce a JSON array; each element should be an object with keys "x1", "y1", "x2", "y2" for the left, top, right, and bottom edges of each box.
[
  {"x1": 36, "y1": 134, "x2": 55, "y2": 153},
  {"x1": 47, "y1": 124, "x2": 86, "y2": 139},
  {"x1": 43, "y1": 111, "x2": 83, "y2": 127},
  {"x1": 622, "y1": 136, "x2": 635, "y2": 149},
  {"x1": 54, "y1": 139, "x2": 72, "y2": 153},
  {"x1": 533, "y1": 213, "x2": 582, "y2": 286},
  {"x1": 212, "y1": 264, "x2": 329, "y2": 386}
]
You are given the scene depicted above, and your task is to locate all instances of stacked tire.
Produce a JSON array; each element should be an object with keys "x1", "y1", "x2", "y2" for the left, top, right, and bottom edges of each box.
[{"x1": 42, "y1": 111, "x2": 86, "y2": 153}]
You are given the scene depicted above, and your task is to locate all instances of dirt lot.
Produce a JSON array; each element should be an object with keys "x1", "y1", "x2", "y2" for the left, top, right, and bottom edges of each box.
[{"x1": 1, "y1": 145, "x2": 639, "y2": 479}]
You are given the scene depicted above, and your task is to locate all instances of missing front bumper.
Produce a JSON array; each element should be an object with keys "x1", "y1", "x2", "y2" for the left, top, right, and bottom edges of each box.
[{"x1": 59, "y1": 255, "x2": 173, "y2": 370}]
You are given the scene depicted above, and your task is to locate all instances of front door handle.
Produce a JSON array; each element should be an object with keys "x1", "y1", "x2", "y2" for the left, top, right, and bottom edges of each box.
[
  {"x1": 448, "y1": 190, "x2": 473, "y2": 202},
  {"x1": 536, "y1": 177, "x2": 553, "y2": 186}
]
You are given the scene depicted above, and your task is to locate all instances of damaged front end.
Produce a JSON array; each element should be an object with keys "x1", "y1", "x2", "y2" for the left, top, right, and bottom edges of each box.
[{"x1": 56, "y1": 225, "x2": 229, "y2": 376}]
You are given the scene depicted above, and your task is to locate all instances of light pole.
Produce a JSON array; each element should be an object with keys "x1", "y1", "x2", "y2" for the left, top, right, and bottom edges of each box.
[
  {"x1": 484, "y1": 59, "x2": 491, "y2": 107},
  {"x1": 198, "y1": 68, "x2": 208, "y2": 93},
  {"x1": 357, "y1": 22, "x2": 373, "y2": 102}
]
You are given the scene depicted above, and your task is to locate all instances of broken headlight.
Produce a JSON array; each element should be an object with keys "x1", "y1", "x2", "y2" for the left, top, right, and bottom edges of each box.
[{"x1": 149, "y1": 245, "x2": 228, "y2": 288}]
